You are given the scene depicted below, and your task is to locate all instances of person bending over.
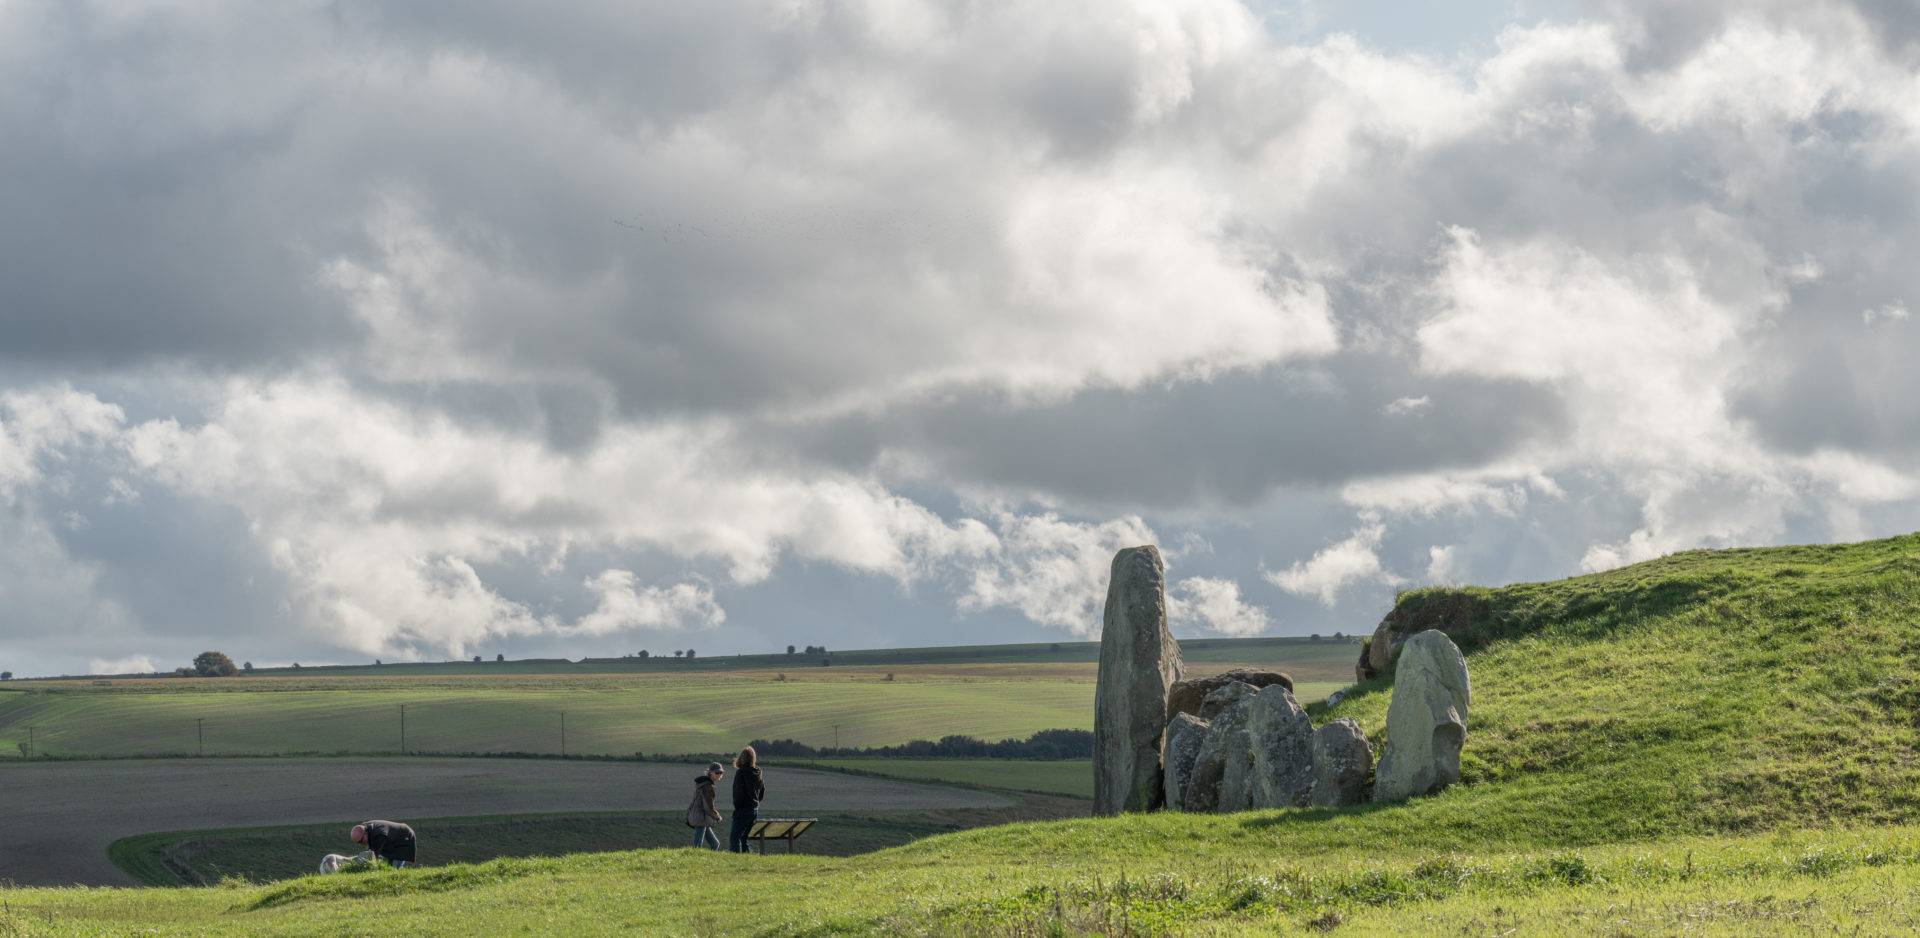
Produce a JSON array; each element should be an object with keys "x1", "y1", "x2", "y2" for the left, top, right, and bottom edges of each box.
[{"x1": 350, "y1": 820, "x2": 417, "y2": 868}]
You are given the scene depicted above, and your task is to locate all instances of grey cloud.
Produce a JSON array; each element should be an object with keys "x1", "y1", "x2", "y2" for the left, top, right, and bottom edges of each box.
[{"x1": 773, "y1": 360, "x2": 1569, "y2": 510}]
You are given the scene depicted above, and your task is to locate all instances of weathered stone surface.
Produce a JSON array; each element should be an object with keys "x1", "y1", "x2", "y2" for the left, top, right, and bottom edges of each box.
[
  {"x1": 1162, "y1": 712, "x2": 1211, "y2": 812},
  {"x1": 1196, "y1": 681, "x2": 1258, "y2": 721},
  {"x1": 1309, "y1": 718, "x2": 1373, "y2": 807},
  {"x1": 1167, "y1": 669, "x2": 1294, "y2": 722},
  {"x1": 1246, "y1": 685, "x2": 1315, "y2": 809},
  {"x1": 1356, "y1": 619, "x2": 1395, "y2": 681},
  {"x1": 1093, "y1": 545, "x2": 1184, "y2": 816},
  {"x1": 1184, "y1": 694, "x2": 1253, "y2": 813},
  {"x1": 1373, "y1": 630, "x2": 1470, "y2": 802}
]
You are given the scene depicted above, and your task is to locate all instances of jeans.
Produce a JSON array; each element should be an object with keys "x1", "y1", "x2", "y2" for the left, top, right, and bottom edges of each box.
[
  {"x1": 692, "y1": 825, "x2": 720, "y2": 850},
  {"x1": 728, "y1": 810, "x2": 757, "y2": 853}
]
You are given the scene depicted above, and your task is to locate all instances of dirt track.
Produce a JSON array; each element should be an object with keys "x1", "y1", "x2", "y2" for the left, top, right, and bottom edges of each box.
[{"x1": 0, "y1": 758, "x2": 1008, "y2": 888}]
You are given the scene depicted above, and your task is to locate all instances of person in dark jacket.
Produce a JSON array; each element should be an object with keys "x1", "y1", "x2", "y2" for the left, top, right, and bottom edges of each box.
[
  {"x1": 349, "y1": 819, "x2": 417, "y2": 868},
  {"x1": 728, "y1": 746, "x2": 765, "y2": 854},
  {"x1": 691, "y1": 763, "x2": 724, "y2": 850}
]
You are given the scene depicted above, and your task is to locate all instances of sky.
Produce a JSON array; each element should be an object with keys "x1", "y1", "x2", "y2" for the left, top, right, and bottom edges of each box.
[{"x1": 2, "y1": 0, "x2": 1917, "y2": 678}]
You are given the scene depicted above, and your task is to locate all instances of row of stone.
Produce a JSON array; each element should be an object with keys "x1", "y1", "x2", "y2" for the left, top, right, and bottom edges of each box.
[
  {"x1": 1093, "y1": 545, "x2": 1473, "y2": 815},
  {"x1": 1162, "y1": 677, "x2": 1373, "y2": 811}
]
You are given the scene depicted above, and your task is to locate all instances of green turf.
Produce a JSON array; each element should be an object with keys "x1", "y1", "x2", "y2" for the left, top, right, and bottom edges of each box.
[{"x1": 10, "y1": 534, "x2": 1920, "y2": 935}]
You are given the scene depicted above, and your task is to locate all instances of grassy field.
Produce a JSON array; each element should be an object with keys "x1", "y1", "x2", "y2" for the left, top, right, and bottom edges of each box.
[
  {"x1": 0, "y1": 679, "x2": 1092, "y2": 758},
  {"x1": 791, "y1": 758, "x2": 1096, "y2": 798},
  {"x1": 0, "y1": 637, "x2": 1350, "y2": 760},
  {"x1": 11, "y1": 535, "x2": 1920, "y2": 933}
]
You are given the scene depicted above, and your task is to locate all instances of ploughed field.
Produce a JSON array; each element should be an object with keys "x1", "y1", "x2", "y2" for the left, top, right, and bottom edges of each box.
[{"x1": 0, "y1": 757, "x2": 1013, "y2": 888}]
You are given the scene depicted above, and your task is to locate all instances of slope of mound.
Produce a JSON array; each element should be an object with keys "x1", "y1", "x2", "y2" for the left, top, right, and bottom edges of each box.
[{"x1": 1317, "y1": 533, "x2": 1920, "y2": 844}]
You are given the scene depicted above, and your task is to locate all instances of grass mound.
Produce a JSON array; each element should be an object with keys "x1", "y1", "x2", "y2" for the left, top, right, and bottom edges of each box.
[{"x1": 1319, "y1": 535, "x2": 1920, "y2": 845}]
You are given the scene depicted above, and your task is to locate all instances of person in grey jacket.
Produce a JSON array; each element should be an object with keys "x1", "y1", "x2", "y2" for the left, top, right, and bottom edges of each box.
[{"x1": 689, "y1": 763, "x2": 723, "y2": 850}]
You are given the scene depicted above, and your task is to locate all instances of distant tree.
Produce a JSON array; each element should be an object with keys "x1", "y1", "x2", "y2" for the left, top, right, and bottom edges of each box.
[
  {"x1": 291, "y1": 662, "x2": 301, "y2": 669},
  {"x1": 173, "y1": 667, "x2": 196, "y2": 677},
  {"x1": 685, "y1": 649, "x2": 697, "y2": 659},
  {"x1": 374, "y1": 659, "x2": 382, "y2": 666},
  {"x1": 638, "y1": 650, "x2": 649, "y2": 659},
  {"x1": 242, "y1": 662, "x2": 253, "y2": 671},
  {"x1": 1310, "y1": 634, "x2": 1320, "y2": 641},
  {"x1": 1334, "y1": 632, "x2": 1345, "y2": 640},
  {"x1": 497, "y1": 653, "x2": 505, "y2": 661},
  {"x1": 473, "y1": 655, "x2": 483, "y2": 663},
  {"x1": 193, "y1": 651, "x2": 238, "y2": 677},
  {"x1": 787, "y1": 645, "x2": 796, "y2": 655},
  {"x1": 674, "y1": 650, "x2": 683, "y2": 658},
  {"x1": 1, "y1": 671, "x2": 12, "y2": 681}
]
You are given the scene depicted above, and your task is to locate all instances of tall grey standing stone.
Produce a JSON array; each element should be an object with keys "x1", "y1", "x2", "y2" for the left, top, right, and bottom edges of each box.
[
  {"x1": 1093, "y1": 545, "x2": 1184, "y2": 815},
  {"x1": 1309, "y1": 718, "x2": 1373, "y2": 807},
  {"x1": 1373, "y1": 630, "x2": 1471, "y2": 802},
  {"x1": 1185, "y1": 688, "x2": 1255, "y2": 813},
  {"x1": 1162, "y1": 712, "x2": 1211, "y2": 812},
  {"x1": 1246, "y1": 685, "x2": 1316, "y2": 809}
]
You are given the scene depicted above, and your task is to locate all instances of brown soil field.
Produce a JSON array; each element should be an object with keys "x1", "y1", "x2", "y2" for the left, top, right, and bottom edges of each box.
[{"x1": 0, "y1": 757, "x2": 1007, "y2": 888}]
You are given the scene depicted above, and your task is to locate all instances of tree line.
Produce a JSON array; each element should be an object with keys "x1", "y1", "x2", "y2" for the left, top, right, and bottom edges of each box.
[{"x1": 747, "y1": 727, "x2": 1091, "y2": 761}]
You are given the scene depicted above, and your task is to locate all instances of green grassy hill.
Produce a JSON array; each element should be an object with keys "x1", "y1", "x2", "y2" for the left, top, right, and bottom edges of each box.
[{"x1": 8, "y1": 534, "x2": 1920, "y2": 934}]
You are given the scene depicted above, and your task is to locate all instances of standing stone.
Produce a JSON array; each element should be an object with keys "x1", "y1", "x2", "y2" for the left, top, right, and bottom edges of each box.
[
  {"x1": 1373, "y1": 630, "x2": 1471, "y2": 802},
  {"x1": 1184, "y1": 691, "x2": 1254, "y2": 813},
  {"x1": 1167, "y1": 669, "x2": 1294, "y2": 722},
  {"x1": 1162, "y1": 712, "x2": 1211, "y2": 812},
  {"x1": 1310, "y1": 718, "x2": 1373, "y2": 807},
  {"x1": 1246, "y1": 685, "x2": 1316, "y2": 809},
  {"x1": 1093, "y1": 545, "x2": 1184, "y2": 815}
]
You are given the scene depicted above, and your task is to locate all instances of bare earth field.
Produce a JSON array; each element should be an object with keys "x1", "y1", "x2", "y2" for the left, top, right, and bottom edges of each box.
[{"x1": 0, "y1": 757, "x2": 1007, "y2": 888}]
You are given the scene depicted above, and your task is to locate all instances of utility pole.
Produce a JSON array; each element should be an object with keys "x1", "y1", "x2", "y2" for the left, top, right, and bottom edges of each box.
[
  {"x1": 560, "y1": 712, "x2": 567, "y2": 757},
  {"x1": 197, "y1": 718, "x2": 204, "y2": 756},
  {"x1": 400, "y1": 704, "x2": 407, "y2": 754}
]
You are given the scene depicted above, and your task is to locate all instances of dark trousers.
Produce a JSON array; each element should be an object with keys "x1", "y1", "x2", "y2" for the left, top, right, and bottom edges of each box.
[{"x1": 728, "y1": 810, "x2": 757, "y2": 853}]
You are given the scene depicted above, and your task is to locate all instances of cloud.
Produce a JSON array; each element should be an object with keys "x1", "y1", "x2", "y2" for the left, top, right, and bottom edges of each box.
[
  {"x1": 959, "y1": 512, "x2": 1158, "y2": 636},
  {"x1": 1264, "y1": 518, "x2": 1402, "y2": 605},
  {"x1": 573, "y1": 571, "x2": 725, "y2": 636},
  {"x1": 1425, "y1": 546, "x2": 1461, "y2": 586},
  {"x1": 1169, "y1": 576, "x2": 1271, "y2": 636},
  {"x1": 3, "y1": 0, "x2": 1920, "y2": 674},
  {"x1": 88, "y1": 655, "x2": 155, "y2": 676}
]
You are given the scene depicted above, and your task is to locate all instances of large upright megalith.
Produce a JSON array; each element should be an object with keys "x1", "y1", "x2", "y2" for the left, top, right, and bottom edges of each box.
[
  {"x1": 1093, "y1": 545, "x2": 1184, "y2": 815},
  {"x1": 1373, "y1": 630, "x2": 1471, "y2": 802},
  {"x1": 1245, "y1": 684, "x2": 1316, "y2": 810}
]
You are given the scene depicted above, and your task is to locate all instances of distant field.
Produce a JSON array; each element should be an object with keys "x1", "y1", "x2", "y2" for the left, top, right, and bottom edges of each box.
[
  {"x1": 45, "y1": 635, "x2": 1360, "y2": 682},
  {"x1": 792, "y1": 758, "x2": 1094, "y2": 799},
  {"x1": 0, "y1": 679, "x2": 1091, "y2": 759},
  {"x1": 0, "y1": 637, "x2": 1357, "y2": 760}
]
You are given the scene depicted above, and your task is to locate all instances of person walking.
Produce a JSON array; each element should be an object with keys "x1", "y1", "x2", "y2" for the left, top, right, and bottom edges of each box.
[
  {"x1": 349, "y1": 819, "x2": 417, "y2": 868},
  {"x1": 688, "y1": 762, "x2": 724, "y2": 850},
  {"x1": 728, "y1": 746, "x2": 765, "y2": 853}
]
